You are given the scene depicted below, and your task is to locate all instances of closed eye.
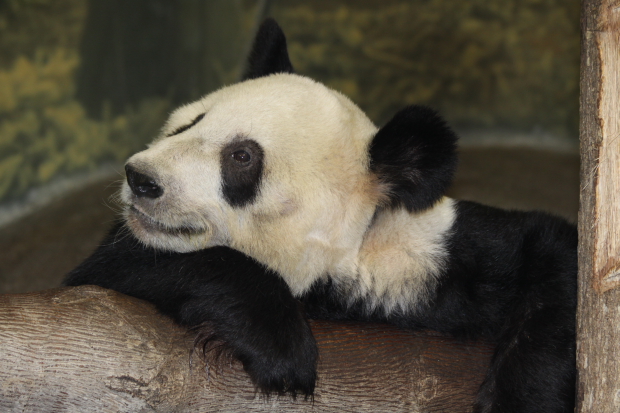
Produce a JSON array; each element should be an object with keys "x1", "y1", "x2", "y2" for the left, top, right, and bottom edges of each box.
[{"x1": 166, "y1": 113, "x2": 206, "y2": 137}]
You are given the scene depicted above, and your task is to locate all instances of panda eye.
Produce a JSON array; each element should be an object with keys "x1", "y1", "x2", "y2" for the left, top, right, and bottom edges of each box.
[
  {"x1": 232, "y1": 149, "x2": 251, "y2": 164},
  {"x1": 220, "y1": 139, "x2": 263, "y2": 207}
]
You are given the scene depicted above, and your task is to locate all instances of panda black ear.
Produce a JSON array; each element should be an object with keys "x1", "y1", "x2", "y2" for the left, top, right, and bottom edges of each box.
[
  {"x1": 242, "y1": 18, "x2": 294, "y2": 81},
  {"x1": 370, "y1": 105, "x2": 458, "y2": 212}
]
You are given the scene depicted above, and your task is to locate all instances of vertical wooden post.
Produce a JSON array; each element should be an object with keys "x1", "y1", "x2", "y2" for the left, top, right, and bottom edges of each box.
[{"x1": 577, "y1": 0, "x2": 620, "y2": 411}]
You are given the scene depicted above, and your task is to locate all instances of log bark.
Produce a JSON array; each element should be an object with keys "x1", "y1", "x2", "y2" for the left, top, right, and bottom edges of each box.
[
  {"x1": 0, "y1": 286, "x2": 492, "y2": 412},
  {"x1": 577, "y1": 0, "x2": 620, "y2": 411}
]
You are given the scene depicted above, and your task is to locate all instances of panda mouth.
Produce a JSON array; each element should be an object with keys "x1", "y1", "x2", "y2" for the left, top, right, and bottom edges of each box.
[{"x1": 128, "y1": 206, "x2": 207, "y2": 237}]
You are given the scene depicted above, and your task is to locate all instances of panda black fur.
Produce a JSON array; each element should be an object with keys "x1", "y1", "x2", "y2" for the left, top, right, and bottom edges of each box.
[{"x1": 65, "y1": 19, "x2": 576, "y2": 412}]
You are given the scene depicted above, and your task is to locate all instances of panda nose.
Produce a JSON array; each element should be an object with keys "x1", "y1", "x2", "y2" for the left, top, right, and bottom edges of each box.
[{"x1": 125, "y1": 164, "x2": 163, "y2": 199}]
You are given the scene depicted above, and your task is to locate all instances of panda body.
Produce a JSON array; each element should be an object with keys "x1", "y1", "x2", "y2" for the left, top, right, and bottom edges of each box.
[{"x1": 66, "y1": 19, "x2": 576, "y2": 413}]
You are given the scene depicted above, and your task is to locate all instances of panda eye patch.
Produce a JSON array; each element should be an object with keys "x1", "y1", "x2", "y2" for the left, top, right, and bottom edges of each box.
[
  {"x1": 220, "y1": 139, "x2": 264, "y2": 207},
  {"x1": 232, "y1": 149, "x2": 251, "y2": 164}
]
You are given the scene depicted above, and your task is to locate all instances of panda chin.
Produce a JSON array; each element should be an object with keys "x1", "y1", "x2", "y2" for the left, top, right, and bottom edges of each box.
[{"x1": 125, "y1": 206, "x2": 210, "y2": 253}]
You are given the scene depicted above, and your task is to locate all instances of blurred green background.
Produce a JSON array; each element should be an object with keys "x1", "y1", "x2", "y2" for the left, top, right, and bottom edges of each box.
[{"x1": 0, "y1": 0, "x2": 580, "y2": 220}]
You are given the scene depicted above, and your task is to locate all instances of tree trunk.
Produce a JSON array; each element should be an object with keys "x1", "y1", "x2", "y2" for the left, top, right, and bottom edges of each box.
[
  {"x1": 0, "y1": 286, "x2": 492, "y2": 412},
  {"x1": 577, "y1": 0, "x2": 620, "y2": 411}
]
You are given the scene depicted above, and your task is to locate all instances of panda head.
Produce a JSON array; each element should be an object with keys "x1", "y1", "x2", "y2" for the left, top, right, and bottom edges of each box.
[{"x1": 121, "y1": 19, "x2": 458, "y2": 292}]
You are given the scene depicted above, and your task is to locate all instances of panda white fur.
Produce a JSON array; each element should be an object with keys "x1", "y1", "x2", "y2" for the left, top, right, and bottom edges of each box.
[{"x1": 66, "y1": 19, "x2": 576, "y2": 413}]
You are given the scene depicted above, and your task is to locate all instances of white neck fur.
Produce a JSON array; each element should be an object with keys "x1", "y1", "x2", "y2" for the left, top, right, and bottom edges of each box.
[{"x1": 237, "y1": 197, "x2": 455, "y2": 314}]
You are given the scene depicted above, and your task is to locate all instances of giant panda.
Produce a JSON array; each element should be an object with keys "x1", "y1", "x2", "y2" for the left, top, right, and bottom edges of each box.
[{"x1": 65, "y1": 19, "x2": 577, "y2": 413}]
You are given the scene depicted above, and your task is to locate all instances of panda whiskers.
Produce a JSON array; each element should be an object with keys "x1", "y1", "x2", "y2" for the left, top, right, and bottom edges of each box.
[
  {"x1": 95, "y1": 220, "x2": 134, "y2": 248},
  {"x1": 102, "y1": 186, "x2": 126, "y2": 218}
]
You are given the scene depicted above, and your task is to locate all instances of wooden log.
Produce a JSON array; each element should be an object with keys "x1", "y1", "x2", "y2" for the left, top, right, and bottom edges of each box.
[
  {"x1": 577, "y1": 0, "x2": 620, "y2": 411},
  {"x1": 0, "y1": 286, "x2": 492, "y2": 412}
]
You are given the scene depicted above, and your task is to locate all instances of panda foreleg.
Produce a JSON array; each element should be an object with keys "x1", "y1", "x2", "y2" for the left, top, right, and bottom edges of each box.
[{"x1": 64, "y1": 222, "x2": 318, "y2": 398}]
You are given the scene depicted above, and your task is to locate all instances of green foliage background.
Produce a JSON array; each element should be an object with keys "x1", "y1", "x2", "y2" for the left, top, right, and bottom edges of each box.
[
  {"x1": 0, "y1": 0, "x2": 170, "y2": 204},
  {"x1": 273, "y1": 0, "x2": 580, "y2": 135},
  {"x1": 0, "y1": 0, "x2": 580, "y2": 206}
]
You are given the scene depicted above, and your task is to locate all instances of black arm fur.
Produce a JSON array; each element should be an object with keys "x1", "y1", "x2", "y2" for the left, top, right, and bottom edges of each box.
[{"x1": 64, "y1": 222, "x2": 317, "y2": 398}]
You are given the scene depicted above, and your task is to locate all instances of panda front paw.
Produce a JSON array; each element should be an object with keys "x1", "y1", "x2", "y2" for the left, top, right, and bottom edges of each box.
[
  {"x1": 194, "y1": 319, "x2": 318, "y2": 398},
  {"x1": 241, "y1": 328, "x2": 318, "y2": 398}
]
